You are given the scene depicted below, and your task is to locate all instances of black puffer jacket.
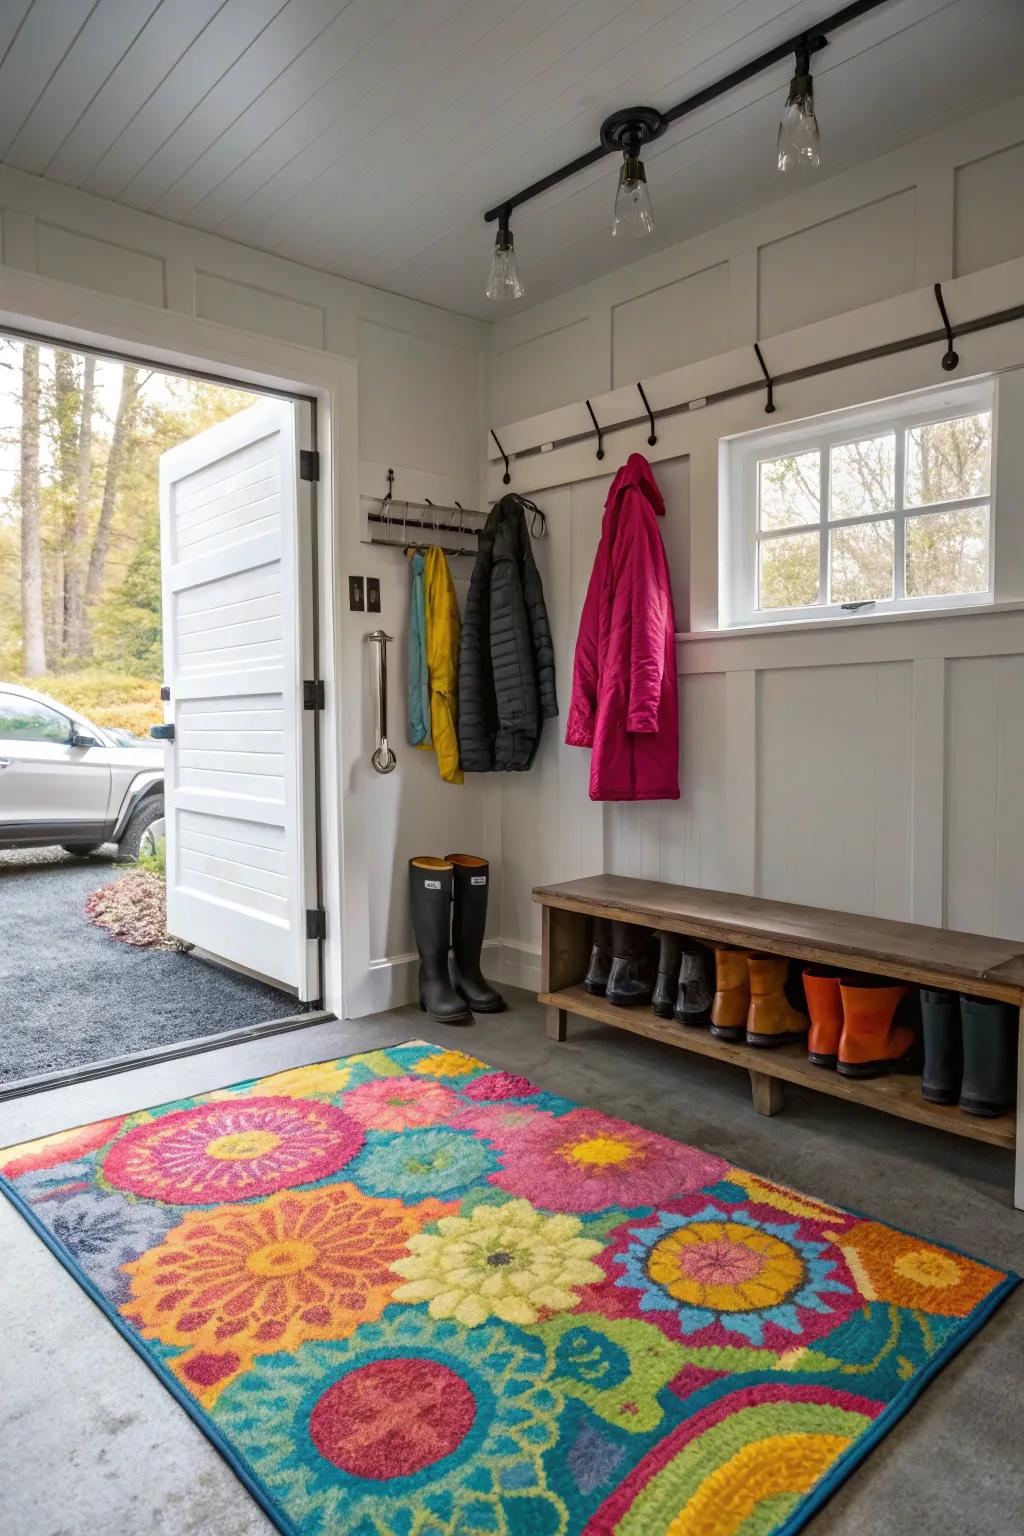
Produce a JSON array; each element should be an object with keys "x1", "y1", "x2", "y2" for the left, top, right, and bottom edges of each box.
[{"x1": 459, "y1": 495, "x2": 557, "y2": 772}]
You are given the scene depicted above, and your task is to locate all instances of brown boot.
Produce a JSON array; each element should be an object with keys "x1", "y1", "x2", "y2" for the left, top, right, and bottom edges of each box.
[
  {"x1": 710, "y1": 947, "x2": 752, "y2": 1041},
  {"x1": 803, "y1": 966, "x2": 845, "y2": 1068},
  {"x1": 837, "y1": 977, "x2": 919, "y2": 1078},
  {"x1": 746, "y1": 955, "x2": 809, "y2": 1047}
]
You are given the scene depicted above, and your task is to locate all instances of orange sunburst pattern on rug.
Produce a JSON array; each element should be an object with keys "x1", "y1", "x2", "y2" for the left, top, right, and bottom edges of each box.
[{"x1": 124, "y1": 1182, "x2": 454, "y2": 1404}]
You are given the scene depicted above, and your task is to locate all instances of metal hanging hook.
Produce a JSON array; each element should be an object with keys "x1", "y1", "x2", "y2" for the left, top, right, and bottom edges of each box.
[
  {"x1": 637, "y1": 381, "x2": 657, "y2": 446},
  {"x1": 933, "y1": 282, "x2": 960, "y2": 371},
  {"x1": 753, "y1": 343, "x2": 776, "y2": 414},
  {"x1": 367, "y1": 630, "x2": 397, "y2": 774},
  {"x1": 585, "y1": 399, "x2": 605, "y2": 460},
  {"x1": 490, "y1": 428, "x2": 511, "y2": 485}
]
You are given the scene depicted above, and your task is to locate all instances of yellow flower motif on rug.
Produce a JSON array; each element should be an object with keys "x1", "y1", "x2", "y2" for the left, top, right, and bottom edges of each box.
[
  {"x1": 412, "y1": 1048, "x2": 487, "y2": 1078},
  {"x1": 391, "y1": 1197, "x2": 604, "y2": 1327},
  {"x1": 124, "y1": 1183, "x2": 453, "y2": 1404},
  {"x1": 251, "y1": 1061, "x2": 353, "y2": 1099}
]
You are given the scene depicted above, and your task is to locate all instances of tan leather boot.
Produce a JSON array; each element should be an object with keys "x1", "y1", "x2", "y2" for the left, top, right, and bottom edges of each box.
[
  {"x1": 746, "y1": 955, "x2": 809, "y2": 1047},
  {"x1": 709, "y1": 947, "x2": 752, "y2": 1041}
]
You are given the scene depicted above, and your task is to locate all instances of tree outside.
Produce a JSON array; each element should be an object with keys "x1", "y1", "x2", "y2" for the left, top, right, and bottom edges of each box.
[
  {"x1": 0, "y1": 339, "x2": 257, "y2": 733},
  {"x1": 756, "y1": 412, "x2": 992, "y2": 611}
]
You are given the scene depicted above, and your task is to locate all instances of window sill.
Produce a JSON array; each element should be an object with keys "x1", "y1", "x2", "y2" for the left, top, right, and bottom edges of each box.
[{"x1": 678, "y1": 597, "x2": 1024, "y2": 643}]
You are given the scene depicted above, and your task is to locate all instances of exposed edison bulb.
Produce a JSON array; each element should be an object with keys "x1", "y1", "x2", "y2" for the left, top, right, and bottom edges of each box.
[
  {"x1": 485, "y1": 224, "x2": 525, "y2": 301},
  {"x1": 611, "y1": 154, "x2": 655, "y2": 238},
  {"x1": 777, "y1": 70, "x2": 821, "y2": 173}
]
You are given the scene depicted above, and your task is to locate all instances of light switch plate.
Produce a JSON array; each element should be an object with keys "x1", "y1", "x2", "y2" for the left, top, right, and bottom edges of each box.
[
  {"x1": 349, "y1": 575, "x2": 365, "y2": 611},
  {"x1": 366, "y1": 577, "x2": 381, "y2": 613}
]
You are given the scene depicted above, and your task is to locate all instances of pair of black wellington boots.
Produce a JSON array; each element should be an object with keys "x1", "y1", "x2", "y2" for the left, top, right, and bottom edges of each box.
[
  {"x1": 584, "y1": 921, "x2": 713, "y2": 1026},
  {"x1": 921, "y1": 989, "x2": 1018, "y2": 1116},
  {"x1": 409, "y1": 855, "x2": 506, "y2": 1025}
]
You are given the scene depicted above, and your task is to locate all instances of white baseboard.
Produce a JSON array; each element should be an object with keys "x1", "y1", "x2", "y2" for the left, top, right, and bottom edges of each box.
[{"x1": 361, "y1": 938, "x2": 541, "y2": 1016}]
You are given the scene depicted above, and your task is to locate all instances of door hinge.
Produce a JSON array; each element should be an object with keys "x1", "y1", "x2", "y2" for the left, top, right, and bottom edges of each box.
[
  {"x1": 160, "y1": 684, "x2": 171, "y2": 701},
  {"x1": 306, "y1": 907, "x2": 327, "y2": 941},
  {"x1": 303, "y1": 679, "x2": 325, "y2": 710},
  {"x1": 299, "y1": 448, "x2": 320, "y2": 482}
]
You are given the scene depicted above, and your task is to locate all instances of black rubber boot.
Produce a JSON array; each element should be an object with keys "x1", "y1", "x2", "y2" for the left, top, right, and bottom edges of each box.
[
  {"x1": 584, "y1": 918, "x2": 612, "y2": 996},
  {"x1": 606, "y1": 923, "x2": 655, "y2": 1007},
  {"x1": 921, "y1": 989, "x2": 962, "y2": 1105},
  {"x1": 651, "y1": 932, "x2": 683, "y2": 1018},
  {"x1": 408, "y1": 858, "x2": 472, "y2": 1024},
  {"x1": 959, "y1": 996, "x2": 1017, "y2": 1117},
  {"x1": 674, "y1": 942, "x2": 714, "y2": 1027},
  {"x1": 445, "y1": 854, "x2": 506, "y2": 1013}
]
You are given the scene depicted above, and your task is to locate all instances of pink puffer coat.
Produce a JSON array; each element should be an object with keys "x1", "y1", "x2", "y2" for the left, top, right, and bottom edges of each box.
[{"x1": 565, "y1": 454, "x2": 679, "y2": 801}]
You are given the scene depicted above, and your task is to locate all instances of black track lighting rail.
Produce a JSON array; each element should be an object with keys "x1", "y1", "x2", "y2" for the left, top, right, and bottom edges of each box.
[
  {"x1": 490, "y1": 300, "x2": 1024, "y2": 472},
  {"x1": 483, "y1": 0, "x2": 892, "y2": 225}
]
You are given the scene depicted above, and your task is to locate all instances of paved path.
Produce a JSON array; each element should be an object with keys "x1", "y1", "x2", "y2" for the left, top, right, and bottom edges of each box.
[{"x1": 0, "y1": 848, "x2": 301, "y2": 1082}]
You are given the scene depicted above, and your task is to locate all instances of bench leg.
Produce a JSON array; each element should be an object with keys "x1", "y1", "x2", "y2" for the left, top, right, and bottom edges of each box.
[
  {"x1": 1015, "y1": 1006, "x2": 1024, "y2": 1211},
  {"x1": 547, "y1": 1006, "x2": 568, "y2": 1042},
  {"x1": 749, "y1": 1070, "x2": 784, "y2": 1117}
]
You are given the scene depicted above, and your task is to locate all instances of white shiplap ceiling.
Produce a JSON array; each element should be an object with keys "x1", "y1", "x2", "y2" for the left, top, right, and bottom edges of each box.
[{"x1": 1, "y1": 0, "x2": 1023, "y2": 320}]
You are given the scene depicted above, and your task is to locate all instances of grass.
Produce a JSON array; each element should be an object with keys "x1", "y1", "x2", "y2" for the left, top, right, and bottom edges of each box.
[{"x1": 11, "y1": 670, "x2": 164, "y2": 736}]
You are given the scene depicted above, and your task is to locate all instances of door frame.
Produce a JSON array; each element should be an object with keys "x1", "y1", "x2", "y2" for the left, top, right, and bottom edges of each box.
[{"x1": 0, "y1": 269, "x2": 356, "y2": 1022}]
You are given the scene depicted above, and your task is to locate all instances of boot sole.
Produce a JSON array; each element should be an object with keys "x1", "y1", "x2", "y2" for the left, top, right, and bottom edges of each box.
[
  {"x1": 709, "y1": 1024, "x2": 745, "y2": 1042},
  {"x1": 746, "y1": 1030, "x2": 809, "y2": 1048},
  {"x1": 808, "y1": 1052, "x2": 838, "y2": 1069},
  {"x1": 607, "y1": 993, "x2": 653, "y2": 1008},
  {"x1": 674, "y1": 1013, "x2": 711, "y2": 1028},
  {"x1": 959, "y1": 1098, "x2": 1013, "y2": 1117},
  {"x1": 419, "y1": 1001, "x2": 473, "y2": 1025},
  {"x1": 651, "y1": 1001, "x2": 675, "y2": 1019},
  {"x1": 837, "y1": 1055, "x2": 919, "y2": 1079},
  {"x1": 464, "y1": 999, "x2": 507, "y2": 1014},
  {"x1": 583, "y1": 980, "x2": 608, "y2": 997},
  {"x1": 922, "y1": 1086, "x2": 959, "y2": 1105}
]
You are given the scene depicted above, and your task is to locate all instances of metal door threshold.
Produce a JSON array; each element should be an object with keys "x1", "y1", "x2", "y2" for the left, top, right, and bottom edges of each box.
[{"x1": 0, "y1": 1010, "x2": 334, "y2": 1102}]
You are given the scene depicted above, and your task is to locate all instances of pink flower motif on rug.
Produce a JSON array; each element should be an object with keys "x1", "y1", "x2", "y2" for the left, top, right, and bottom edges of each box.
[
  {"x1": 341, "y1": 1076, "x2": 461, "y2": 1132},
  {"x1": 102, "y1": 1097, "x2": 364, "y2": 1205},
  {"x1": 462, "y1": 1071, "x2": 539, "y2": 1102},
  {"x1": 0, "y1": 1116, "x2": 124, "y2": 1177},
  {"x1": 488, "y1": 1108, "x2": 729, "y2": 1213},
  {"x1": 450, "y1": 1103, "x2": 547, "y2": 1140}
]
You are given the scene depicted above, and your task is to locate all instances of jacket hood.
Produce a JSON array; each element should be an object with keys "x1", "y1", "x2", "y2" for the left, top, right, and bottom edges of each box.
[{"x1": 607, "y1": 452, "x2": 665, "y2": 518}]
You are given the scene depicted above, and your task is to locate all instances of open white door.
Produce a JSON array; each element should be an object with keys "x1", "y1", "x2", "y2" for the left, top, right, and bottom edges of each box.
[{"x1": 158, "y1": 398, "x2": 319, "y2": 1000}]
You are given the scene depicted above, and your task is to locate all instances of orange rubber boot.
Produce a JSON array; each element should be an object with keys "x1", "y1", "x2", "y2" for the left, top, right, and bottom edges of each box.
[
  {"x1": 710, "y1": 948, "x2": 752, "y2": 1041},
  {"x1": 803, "y1": 967, "x2": 845, "y2": 1069},
  {"x1": 746, "y1": 955, "x2": 809, "y2": 1047},
  {"x1": 837, "y1": 978, "x2": 918, "y2": 1078}
]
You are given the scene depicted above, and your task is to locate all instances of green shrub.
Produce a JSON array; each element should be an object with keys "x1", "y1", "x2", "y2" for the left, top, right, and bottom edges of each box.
[
  {"x1": 10, "y1": 670, "x2": 164, "y2": 735},
  {"x1": 137, "y1": 834, "x2": 166, "y2": 879}
]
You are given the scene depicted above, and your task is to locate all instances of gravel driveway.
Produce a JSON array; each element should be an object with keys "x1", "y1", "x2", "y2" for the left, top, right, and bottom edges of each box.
[{"x1": 0, "y1": 848, "x2": 304, "y2": 1083}]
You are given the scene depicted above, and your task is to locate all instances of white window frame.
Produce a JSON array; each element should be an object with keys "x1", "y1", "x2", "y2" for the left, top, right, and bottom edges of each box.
[{"x1": 724, "y1": 378, "x2": 997, "y2": 628}]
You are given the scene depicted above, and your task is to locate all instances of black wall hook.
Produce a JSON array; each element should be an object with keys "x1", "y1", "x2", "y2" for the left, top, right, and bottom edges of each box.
[
  {"x1": 753, "y1": 343, "x2": 776, "y2": 414},
  {"x1": 933, "y1": 282, "x2": 959, "y2": 371},
  {"x1": 637, "y1": 381, "x2": 657, "y2": 446},
  {"x1": 585, "y1": 399, "x2": 605, "y2": 460},
  {"x1": 490, "y1": 428, "x2": 511, "y2": 484}
]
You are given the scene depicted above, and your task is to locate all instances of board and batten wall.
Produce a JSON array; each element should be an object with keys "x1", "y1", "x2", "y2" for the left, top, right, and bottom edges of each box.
[
  {"x1": 488, "y1": 92, "x2": 1024, "y2": 990},
  {"x1": 0, "y1": 161, "x2": 493, "y2": 1016}
]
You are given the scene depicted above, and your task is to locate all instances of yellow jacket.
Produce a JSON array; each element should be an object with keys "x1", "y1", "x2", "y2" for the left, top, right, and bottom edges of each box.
[{"x1": 422, "y1": 546, "x2": 463, "y2": 784}]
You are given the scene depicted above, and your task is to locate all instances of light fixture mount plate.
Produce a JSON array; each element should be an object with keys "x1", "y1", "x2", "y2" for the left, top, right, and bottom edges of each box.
[{"x1": 600, "y1": 106, "x2": 667, "y2": 152}]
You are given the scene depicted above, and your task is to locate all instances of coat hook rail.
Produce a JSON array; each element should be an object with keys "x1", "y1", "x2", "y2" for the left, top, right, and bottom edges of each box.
[
  {"x1": 490, "y1": 428, "x2": 511, "y2": 484},
  {"x1": 934, "y1": 282, "x2": 959, "y2": 372},
  {"x1": 585, "y1": 398, "x2": 605, "y2": 460},
  {"x1": 637, "y1": 381, "x2": 657, "y2": 446},
  {"x1": 753, "y1": 343, "x2": 776, "y2": 414}
]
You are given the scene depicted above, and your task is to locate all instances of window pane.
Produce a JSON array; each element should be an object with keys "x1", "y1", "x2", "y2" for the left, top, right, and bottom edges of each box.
[
  {"x1": 758, "y1": 451, "x2": 819, "y2": 530},
  {"x1": 905, "y1": 505, "x2": 990, "y2": 597},
  {"x1": 829, "y1": 433, "x2": 895, "y2": 520},
  {"x1": 758, "y1": 531, "x2": 819, "y2": 609},
  {"x1": 829, "y1": 521, "x2": 894, "y2": 603},
  {"x1": 905, "y1": 412, "x2": 991, "y2": 506},
  {"x1": 0, "y1": 694, "x2": 71, "y2": 743}
]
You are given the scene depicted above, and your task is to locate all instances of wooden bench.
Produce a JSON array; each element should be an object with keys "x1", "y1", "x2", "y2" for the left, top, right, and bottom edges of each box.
[{"x1": 533, "y1": 874, "x2": 1024, "y2": 1210}]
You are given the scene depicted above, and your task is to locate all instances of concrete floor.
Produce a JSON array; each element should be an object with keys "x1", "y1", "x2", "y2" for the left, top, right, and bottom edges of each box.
[{"x1": 1, "y1": 989, "x2": 1021, "y2": 1535}]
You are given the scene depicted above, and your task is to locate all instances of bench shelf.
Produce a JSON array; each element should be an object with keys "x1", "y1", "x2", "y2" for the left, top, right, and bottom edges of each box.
[{"x1": 533, "y1": 875, "x2": 1023, "y2": 1203}]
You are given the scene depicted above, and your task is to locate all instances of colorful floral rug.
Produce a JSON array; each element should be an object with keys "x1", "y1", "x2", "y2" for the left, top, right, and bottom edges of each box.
[{"x1": 0, "y1": 1042, "x2": 1016, "y2": 1536}]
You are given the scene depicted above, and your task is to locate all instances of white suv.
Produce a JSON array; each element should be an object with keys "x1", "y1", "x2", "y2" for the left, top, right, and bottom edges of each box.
[{"x1": 0, "y1": 683, "x2": 164, "y2": 861}]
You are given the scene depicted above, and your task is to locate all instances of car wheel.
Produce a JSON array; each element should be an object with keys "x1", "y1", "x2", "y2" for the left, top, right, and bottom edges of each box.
[
  {"x1": 117, "y1": 796, "x2": 165, "y2": 863},
  {"x1": 61, "y1": 843, "x2": 103, "y2": 857}
]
